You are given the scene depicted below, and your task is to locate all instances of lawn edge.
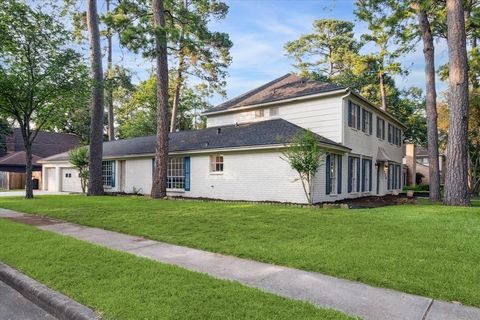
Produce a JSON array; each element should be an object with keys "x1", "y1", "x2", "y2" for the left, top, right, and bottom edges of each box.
[{"x1": 0, "y1": 262, "x2": 101, "y2": 320}]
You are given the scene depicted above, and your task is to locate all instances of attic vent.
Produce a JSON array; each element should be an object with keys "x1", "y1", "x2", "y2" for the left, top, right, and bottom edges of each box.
[{"x1": 217, "y1": 128, "x2": 222, "y2": 134}]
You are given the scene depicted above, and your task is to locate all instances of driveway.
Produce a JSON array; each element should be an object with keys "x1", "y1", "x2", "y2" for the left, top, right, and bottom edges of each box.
[
  {"x1": 0, "y1": 281, "x2": 56, "y2": 320},
  {"x1": 0, "y1": 191, "x2": 69, "y2": 197}
]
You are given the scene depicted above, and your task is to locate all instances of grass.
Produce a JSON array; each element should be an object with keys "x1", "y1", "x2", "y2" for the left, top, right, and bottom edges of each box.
[
  {"x1": 0, "y1": 219, "x2": 352, "y2": 320},
  {"x1": 1, "y1": 195, "x2": 480, "y2": 307}
]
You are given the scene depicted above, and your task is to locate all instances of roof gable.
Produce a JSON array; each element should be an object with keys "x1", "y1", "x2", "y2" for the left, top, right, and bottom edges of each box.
[{"x1": 204, "y1": 73, "x2": 345, "y2": 114}]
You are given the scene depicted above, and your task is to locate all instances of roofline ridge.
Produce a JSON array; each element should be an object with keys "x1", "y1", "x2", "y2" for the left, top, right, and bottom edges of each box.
[{"x1": 206, "y1": 73, "x2": 292, "y2": 113}]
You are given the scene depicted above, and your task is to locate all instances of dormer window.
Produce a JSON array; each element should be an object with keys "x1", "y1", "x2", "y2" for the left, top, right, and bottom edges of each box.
[{"x1": 255, "y1": 109, "x2": 264, "y2": 119}]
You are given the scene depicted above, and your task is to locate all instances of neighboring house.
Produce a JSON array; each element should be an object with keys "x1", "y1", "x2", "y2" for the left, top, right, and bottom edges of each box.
[
  {"x1": 0, "y1": 129, "x2": 80, "y2": 190},
  {"x1": 40, "y1": 74, "x2": 406, "y2": 203},
  {"x1": 403, "y1": 144, "x2": 446, "y2": 186}
]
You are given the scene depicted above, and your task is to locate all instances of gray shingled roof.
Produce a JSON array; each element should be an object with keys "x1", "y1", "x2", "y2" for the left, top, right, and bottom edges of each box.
[
  {"x1": 203, "y1": 73, "x2": 346, "y2": 114},
  {"x1": 40, "y1": 119, "x2": 348, "y2": 162}
]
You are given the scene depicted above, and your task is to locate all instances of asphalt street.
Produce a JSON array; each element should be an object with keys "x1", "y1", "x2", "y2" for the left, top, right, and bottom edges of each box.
[{"x1": 0, "y1": 281, "x2": 56, "y2": 320}]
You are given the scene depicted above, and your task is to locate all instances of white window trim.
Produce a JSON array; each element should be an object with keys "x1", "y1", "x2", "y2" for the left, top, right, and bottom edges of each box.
[{"x1": 210, "y1": 154, "x2": 224, "y2": 174}]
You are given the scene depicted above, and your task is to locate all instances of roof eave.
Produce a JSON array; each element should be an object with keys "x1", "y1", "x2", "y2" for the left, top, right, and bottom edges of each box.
[{"x1": 347, "y1": 91, "x2": 408, "y2": 129}]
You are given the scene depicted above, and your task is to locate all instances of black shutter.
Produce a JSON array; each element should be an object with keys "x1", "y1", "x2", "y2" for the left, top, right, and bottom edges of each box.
[
  {"x1": 337, "y1": 155, "x2": 342, "y2": 194},
  {"x1": 369, "y1": 113, "x2": 373, "y2": 135},
  {"x1": 356, "y1": 158, "x2": 361, "y2": 192},
  {"x1": 348, "y1": 101, "x2": 352, "y2": 127},
  {"x1": 369, "y1": 160, "x2": 372, "y2": 191},
  {"x1": 348, "y1": 157, "x2": 353, "y2": 193},
  {"x1": 361, "y1": 159, "x2": 365, "y2": 192},
  {"x1": 356, "y1": 105, "x2": 361, "y2": 129},
  {"x1": 326, "y1": 154, "x2": 331, "y2": 195}
]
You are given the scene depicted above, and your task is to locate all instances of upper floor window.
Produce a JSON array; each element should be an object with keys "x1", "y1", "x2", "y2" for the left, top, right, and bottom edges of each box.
[
  {"x1": 269, "y1": 107, "x2": 279, "y2": 117},
  {"x1": 388, "y1": 124, "x2": 393, "y2": 143},
  {"x1": 376, "y1": 117, "x2": 385, "y2": 140},
  {"x1": 210, "y1": 154, "x2": 224, "y2": 172},
  {"x1": 255, "y1": 109, "x2": 264, "y2": 119},
  {"x1": 388, "y1": 125, "x2": 402, "y2": 146},
  {"x1": 102, "y1": 160, "x2": 115, "y2": 188},
  {"x1": 348, "y1": 101, "x2": 361, "y2": 129},
  {"x1": 362, "y1": 109, "x2": 373, "y2": 135}
]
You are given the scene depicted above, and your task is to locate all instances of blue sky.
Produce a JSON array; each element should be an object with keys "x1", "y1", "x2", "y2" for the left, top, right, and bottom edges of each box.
[{"x1": 104, "y1": 0, "x2": 450, "y2": 106}]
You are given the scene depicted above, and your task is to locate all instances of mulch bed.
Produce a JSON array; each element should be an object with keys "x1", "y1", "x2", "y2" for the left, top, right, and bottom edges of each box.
[{"x1": 335, "y1": 194, "x2": 415, "y2": 209}]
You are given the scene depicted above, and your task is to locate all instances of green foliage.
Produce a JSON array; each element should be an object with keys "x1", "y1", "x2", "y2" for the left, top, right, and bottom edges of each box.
[
  {"x1": 284, "y1": 19, "x2": 361, "y2": 78},
  {"x1": 69, "y1": 146, "x2": 89, "y2": 194},
  {"x1": 282, "y1": 130, "x2": 325, "y2": 204},
  {"x1": 403, "y1": 184, "x2": 430, "y2": 192},
  {"x1": 0, "y1": 119, "x2": 12, "y2": 155},
  {"x1": 106, "y1": 0, "x2": 232, "y2": 97},
  {"x1": 116, "y1": 75, "x2": 211, "y2": 138},
  {"x1": 0, "y1": 0, "x2": 89, "y2": 137}
]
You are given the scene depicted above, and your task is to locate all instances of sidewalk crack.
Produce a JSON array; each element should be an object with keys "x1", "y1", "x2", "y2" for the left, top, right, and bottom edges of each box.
[{"x1": 422, "y1": 299, "x2": 434, "y2": 320}]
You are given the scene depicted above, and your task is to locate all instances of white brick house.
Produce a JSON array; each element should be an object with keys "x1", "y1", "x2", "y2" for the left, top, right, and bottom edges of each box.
[{"x1": 40, "y1": 74, "x2": 406, "y2": 203}]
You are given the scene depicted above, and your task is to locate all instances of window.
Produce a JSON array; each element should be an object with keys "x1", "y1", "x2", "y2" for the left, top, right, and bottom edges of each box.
[
  {"x1": 210, "y1": 155, "x2": 224, "y2": 172},
  {"x1": 348, "y1": 101, "x2": 361, "y2": 129},
  {"x1": 326, "y1": 154, "x2": 342, "y2": 195},
  {"x1": 387, "y1": 163, "x2": 401, "y2": 190},
  {"x1": 255, "y1": 109, "x2": 264, "y2": 119},
  {"x1": 362, "y1": 158, "x2": 372, "y2": 192},
  {"x1": 65, "y1": 173, "x2": 72, "y2": 178},
  {"x1": 270, "y1": 107, "x2": 279, "y2": 117},
  {"x1": 348, "y1": 156, "x2": 360, "y2": 193},
  {"x1": 417, "y1": 157, "x2": 429, "y2": 166},
  {"x1": 362, "y1": 109, "x2": 372, "y2": 134},
  {"x1": 167, "y1": 157, "x2": 185, "y2": 189},
  {"x1": 102, "y1": 160, "x2": 115, "y2": 188},
  {"x1": 377, "y1": 117, "x2": 385, "y2": 140}
]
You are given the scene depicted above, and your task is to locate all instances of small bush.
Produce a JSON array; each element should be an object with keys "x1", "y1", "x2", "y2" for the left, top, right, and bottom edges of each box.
[{"x1": 403, "y1": 185, "x2": 430, "y2": 192}]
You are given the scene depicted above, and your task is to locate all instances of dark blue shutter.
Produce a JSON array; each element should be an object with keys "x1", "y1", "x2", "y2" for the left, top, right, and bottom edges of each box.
[
  {"x1": 348, "y1": 101, "x2": 352, "y2": 127},
  {"x1": 356, "y1": 158, "x2": 361, "y2": 192},
  {"x1": 111, "y1": 161, "x2": 116, "y2": 188},
  {"x1": 369, "y1": 160, "x2": 372, "y2": 191},
  {"x1": 184, "y1": 157, "x2": 190, "y2": 191},
  {"x1": 348, "y1": 157, "x2": 353, "y2": 193},
  {"x1": 361, "y1": 159, "x2": 366, "y2": 192},
  {"x1": 152, "y1": 158, "x2": 155, "y2": 178},
  {"x1": 356, "y1": 105, "x2": 361, "y2": 129},
  {"x1": 369, "y1": 113, "x2": 373, "y2": 135},
  {"x1": 337, "y1": 155, "x2": 342, "y2": 194},
  {"x1": 361, "y1": 109, "x2": 366, "y2": 132},
  {"x1": 325, "y1": 154, "x2": 331, "y2": 195}
]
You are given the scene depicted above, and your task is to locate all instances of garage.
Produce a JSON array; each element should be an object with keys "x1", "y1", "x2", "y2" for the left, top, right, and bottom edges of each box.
[
  {"x1": 45, "y1": 168, "x2": 56, "y2": 191},
  {"x1": 61, "y1": 168, "x2": 82, "y2": 193}
]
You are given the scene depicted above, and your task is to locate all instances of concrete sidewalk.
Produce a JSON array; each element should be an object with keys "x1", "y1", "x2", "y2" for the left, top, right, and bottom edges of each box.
[{"x1": 1, "y1": 208, "x2": 480, "y2": 320}]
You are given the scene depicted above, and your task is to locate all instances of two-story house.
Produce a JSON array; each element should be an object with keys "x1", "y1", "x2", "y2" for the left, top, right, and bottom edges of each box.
[{"x1": 40, "y1": 74, "x2": 405, "y2": 203}]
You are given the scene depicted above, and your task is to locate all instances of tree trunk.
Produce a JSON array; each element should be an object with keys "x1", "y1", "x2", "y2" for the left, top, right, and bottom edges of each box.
[
  {"x1": 418, "y1": 9, "x2": 441, "y2": 202},
  {"x1": 444, "y1": 0, "x2": 470, "y2": 206},
  {"x1": 106, "y1": 0, "x2": 115, "y2": 141},
  {"x1": 379, "y1": 72, "x2": 387, "y2": 111},
  {"x1": 170, "y1": 54, "x2": 185, "y2": 133},
  {"x1": 86, "y1": 0, "x2": 105, "y2": 196},
  {"x1": 150, "y1": 0, "x2": 169, "y2": 199}
]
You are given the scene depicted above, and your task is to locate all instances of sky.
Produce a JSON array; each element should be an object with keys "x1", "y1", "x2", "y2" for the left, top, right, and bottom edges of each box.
[{"x1": 102, "y1": 0, "x2": 451, "y2": 106}]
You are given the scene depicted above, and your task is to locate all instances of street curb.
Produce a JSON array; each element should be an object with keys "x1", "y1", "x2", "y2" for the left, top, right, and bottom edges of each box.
[{"x1": 0, "y1": 262, "x2": 100, "y2": 320}]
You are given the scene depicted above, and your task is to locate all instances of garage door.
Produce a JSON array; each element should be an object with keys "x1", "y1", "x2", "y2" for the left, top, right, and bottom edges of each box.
[
  {"x1": 45, "y1": 168, "x2": 56, "y2": 191},
  {"x1": 61, "y1": 168, "x2": 82, "y2": 193}
]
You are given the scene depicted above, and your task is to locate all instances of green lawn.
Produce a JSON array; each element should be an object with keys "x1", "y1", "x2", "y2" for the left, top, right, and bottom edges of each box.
[
  {"x1": 1, "y1": 195, "x2": 480, "y2": 307},
  {"x1": 0, "y1": 219, "x2": 351, "y2": 320}
]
